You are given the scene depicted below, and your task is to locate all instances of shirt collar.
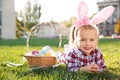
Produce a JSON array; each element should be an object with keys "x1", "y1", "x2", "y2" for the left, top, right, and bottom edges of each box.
[{"x1": 75, "y1": 46, "x2": 96, "y2": 56}]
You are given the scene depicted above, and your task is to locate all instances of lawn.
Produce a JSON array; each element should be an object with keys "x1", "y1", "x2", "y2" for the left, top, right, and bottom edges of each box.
[{"x1": 0, "y1": 38, "x2": 120, "y2": 80}]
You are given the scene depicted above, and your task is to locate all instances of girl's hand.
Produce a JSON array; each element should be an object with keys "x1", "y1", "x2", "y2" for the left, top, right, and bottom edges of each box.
[{"x1": 80, "y1": 63, "x2": 99, "y2": 72}]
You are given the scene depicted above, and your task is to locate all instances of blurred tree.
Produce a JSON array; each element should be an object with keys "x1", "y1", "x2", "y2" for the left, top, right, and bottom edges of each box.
[
  {"x1": 16, "y1": 0, "x2": 41, "y2": 38},
  {"x1": 24, "y1": 0, "x2": 41, "y2": 30},
  {"x1": 61, "y1": 17, "x2": 77, "y2": 27},
  {"x1": 16, "y1": 17, "x2": 24, "y2": 38},
  {"x1": 114, "y1": 17, "x2": 120, "y2": 35}
]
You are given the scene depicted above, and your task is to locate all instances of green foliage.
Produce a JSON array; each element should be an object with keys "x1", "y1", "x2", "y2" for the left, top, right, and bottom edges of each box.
[
  {"x1": 16, "y1": 0, "x2": 41, "y2": 38},
  {"x1": 24, "y1": 0, "x2": 41, "y2": 30},
  {"x1": 16, "y1": 17, "x2": 25, "y2": 38},
  {"x1": 61, "y1": 17, "x2": 77, "y2": 27},
  {"x1": 114, "y1": 17, "x2": 120, "y2": 35},
  {"x1": 0, "y1": 38, "x2": 120, "y2": 79}
]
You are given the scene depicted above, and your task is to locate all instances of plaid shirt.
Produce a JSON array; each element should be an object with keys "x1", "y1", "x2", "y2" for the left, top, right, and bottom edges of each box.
[{"x1": 59, "y1": 46, "x2": 106, "y2": 72}]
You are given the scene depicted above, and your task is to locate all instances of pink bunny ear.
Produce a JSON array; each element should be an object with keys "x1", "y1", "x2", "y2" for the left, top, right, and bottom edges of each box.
[
  {"x1": 75, "y1": 1, "x2": 89, "y2": 27},
  {"x1": 78, "y1": 1, "x2": 88, "y2": 19},
  {"x1": 90, "y1": 6, "x2": 115, "y2": 25}
]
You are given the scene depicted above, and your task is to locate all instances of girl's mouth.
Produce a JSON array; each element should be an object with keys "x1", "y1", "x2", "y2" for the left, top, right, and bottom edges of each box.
[{"x1": 84, "y1": 47, "x2": 92, "y2": 50}]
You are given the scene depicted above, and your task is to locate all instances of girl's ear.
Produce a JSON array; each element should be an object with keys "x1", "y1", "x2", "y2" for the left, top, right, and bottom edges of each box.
[
  {"x1": 78, "y1": 1, "x2": 88, "y2": 19},
  {"x1": 90, "y1": 6, "x2": 115, "y2": 25}
]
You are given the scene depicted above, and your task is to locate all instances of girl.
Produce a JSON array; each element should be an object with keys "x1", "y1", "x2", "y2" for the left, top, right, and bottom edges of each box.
[
  {"x1": 64, "y1": 24, "x2": 105, "y2": 72},
  {"x1": 59, "y1": 1, "x2": 114, "y2": 72}
]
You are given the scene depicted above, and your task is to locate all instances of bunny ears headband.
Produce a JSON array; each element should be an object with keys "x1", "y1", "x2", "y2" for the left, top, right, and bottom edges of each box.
[{"x1": 74, "y1": 1, "x2": 115, "y2": 27}]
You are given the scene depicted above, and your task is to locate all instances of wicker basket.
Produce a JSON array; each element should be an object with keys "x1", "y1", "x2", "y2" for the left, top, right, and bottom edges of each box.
[
  {"x1": 24, "y1": 55, "x2": 57, "y2": 68},
  {"x1": 24, "y1": 23, "x2": 60, "y2": 68}
]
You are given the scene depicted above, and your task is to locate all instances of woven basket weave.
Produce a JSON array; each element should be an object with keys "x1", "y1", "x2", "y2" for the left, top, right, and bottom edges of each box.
[{"x1": 24, "y1": 55, "x2": 57, "y2": 68}]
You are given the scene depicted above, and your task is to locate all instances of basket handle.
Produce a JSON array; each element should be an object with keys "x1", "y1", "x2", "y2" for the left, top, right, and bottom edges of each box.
[
  {"x1": 26, "y1": 23, "x2": 40, "y2": 52},
  {"x1": 26, "y1": 22, "x2": 63, "y2": 53}
]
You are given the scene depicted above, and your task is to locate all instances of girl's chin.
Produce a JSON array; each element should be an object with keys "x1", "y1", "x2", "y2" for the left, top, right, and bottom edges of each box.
[
  {"x1": 84, "y1": 50, "x2": 92, "y2": 54},
  {"x1": 84, "y1": 51, "x2": 90, "y2": 53},
  {"x1": 85, "y1": 52, "x2": 91, "y2": 55}
]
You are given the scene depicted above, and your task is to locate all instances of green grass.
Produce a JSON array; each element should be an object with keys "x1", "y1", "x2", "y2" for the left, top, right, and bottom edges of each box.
[{"x1": 0, "y1": 38, "x2": 120, "y2": 80}]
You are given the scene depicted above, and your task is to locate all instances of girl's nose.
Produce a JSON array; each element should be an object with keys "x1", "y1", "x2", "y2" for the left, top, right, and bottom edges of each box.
[{"x1": 85, "y1": 40, "x2": 90, "y2": 45}]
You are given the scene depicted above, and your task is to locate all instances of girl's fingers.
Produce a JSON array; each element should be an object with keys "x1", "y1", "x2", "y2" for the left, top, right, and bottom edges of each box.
[
  {"x1": 90, "y1": 65, "x2": 99, "y2": 72},
  {"x1": 90, "y1": 68, "x2": 98, "y2": 72}
]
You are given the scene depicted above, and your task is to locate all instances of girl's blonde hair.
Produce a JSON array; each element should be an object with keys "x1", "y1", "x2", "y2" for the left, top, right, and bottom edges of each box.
[{"x1": 69, "y1": 25, "x2": 99, "y2": 47}]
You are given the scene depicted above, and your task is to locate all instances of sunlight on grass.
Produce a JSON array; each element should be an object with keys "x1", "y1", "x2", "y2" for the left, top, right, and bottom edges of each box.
[{"x1": 0, "y1": 38, "x2": 120, "y2": 79}]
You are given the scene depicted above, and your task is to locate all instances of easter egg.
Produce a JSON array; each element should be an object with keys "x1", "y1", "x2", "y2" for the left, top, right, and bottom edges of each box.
[
  {"x1": 32, "y1": 50, "x2": 39, "y2": 55},
  {"x1": 45, "y1": 52, "x2": 51, "y2": 56}
]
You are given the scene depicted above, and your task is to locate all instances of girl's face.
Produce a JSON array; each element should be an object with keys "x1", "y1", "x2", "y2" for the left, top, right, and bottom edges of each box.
[{"x1": 75, "y1": 29, "x2": 98, "y2": 55}]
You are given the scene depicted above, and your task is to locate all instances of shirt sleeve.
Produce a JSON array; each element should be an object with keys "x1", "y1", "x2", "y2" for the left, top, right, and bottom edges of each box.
[
  {"x1": 96, "y1": 49, "x2": 106, "y2": 71},
  {"x1": 66, "y1": 51, "x2": 80, "y2": 72}
]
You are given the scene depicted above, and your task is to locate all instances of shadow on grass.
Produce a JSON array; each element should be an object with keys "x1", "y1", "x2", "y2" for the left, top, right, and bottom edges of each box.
[
  {"x1": 0, "y1": 38, "x2": 69, "y2": 47},
  {"x1": 96, "y1": 70, "x2": 120, "y2": 80},
  {"x1": 0, "y1": 38, "x2": 119, "y2": 47},
  {"x1": 17, "y1": 65, "x2": 120, "y2": 80}
]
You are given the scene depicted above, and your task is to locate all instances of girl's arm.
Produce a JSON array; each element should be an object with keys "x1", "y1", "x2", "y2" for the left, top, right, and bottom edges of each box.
[
  {"x1": 95, "y1": 49, "x2": 106, "y2": 71},
  {"x1": 67, "y1": 52, "x2": 80, "y2": 72},
  {"x1": 79, "y1": 63, "x2": 99, "y2": 72}
]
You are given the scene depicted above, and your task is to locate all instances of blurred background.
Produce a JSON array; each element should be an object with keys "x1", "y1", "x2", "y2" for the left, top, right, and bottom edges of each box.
[{"x1": 0, "y1": 0, "x2": 120, "y2": 39}]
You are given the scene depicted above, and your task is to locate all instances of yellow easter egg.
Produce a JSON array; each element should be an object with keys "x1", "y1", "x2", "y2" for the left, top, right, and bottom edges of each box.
[{"x1": 45, "y1": 52, "x2": 51, "y2": 56}]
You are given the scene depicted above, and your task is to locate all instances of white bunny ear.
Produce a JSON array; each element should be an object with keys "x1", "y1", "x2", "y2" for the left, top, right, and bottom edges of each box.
[
  {"x1": 90, "y1": 6, "x2": 115, "y2": 25},
  {"x1": 78, "y1": 1, "x2": 88, "y2": 19}
]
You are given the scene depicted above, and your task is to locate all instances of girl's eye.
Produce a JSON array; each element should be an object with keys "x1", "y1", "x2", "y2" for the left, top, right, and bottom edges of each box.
[
  {"x1": 80, "y1": 39, "x2": 85, "y2": 41},
  {"x1": 90, "y1": 39, "x2": 95, "y2": 41},
  {"x1": 79, "y1": 38, "x2": 95, "y2": 41}
]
